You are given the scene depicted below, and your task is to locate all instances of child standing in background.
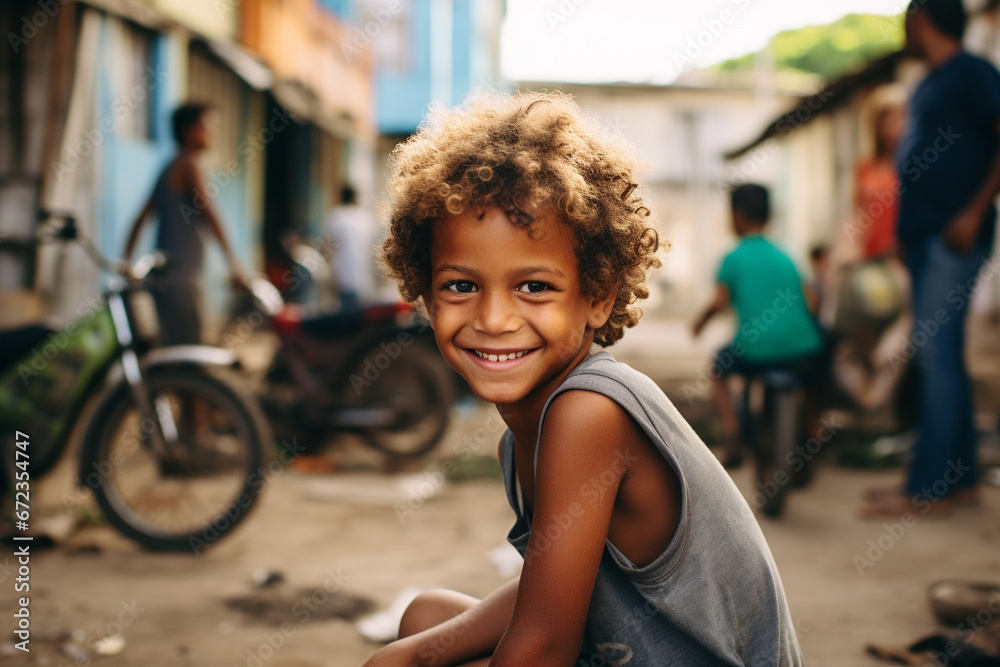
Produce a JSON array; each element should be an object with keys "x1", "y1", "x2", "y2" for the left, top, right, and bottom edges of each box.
[{"x1": 692, "y1": 184, "x2": 826, "y2": 469}]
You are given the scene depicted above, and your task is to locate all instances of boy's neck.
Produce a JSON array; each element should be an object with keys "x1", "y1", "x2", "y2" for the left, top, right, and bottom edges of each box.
[
  {"x1": 739, "y1": 224, "x2": 766, "y2": 237},
  {"x1": 496, "y1": 336, "x2": 598, "y2": 450}
]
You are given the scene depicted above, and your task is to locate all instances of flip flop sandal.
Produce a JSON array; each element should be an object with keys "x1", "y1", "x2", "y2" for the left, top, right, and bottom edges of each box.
[
  {"x1": 864, "y1": 485, "x2": 905, "y2": 502},
  {"x1": 864, "y1": 643, "x2": 925, "y2": 665},
  {"x1": 857, "y1": 492, "x2": 952, "y2": 520},
  {"x1": 909, "y1": 635, "x2": 1000, "y2": 666},
  {"x1": 949, "y1": 489, "x2": 981, "y2": 507}
]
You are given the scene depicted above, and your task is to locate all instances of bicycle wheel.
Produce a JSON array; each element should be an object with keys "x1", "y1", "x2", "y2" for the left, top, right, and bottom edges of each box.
[
  {"x1": 80, "y1": 366, "x2": 271, "y2": 552},
  {"x1": 340, "y1": 343, "x2": 453, "y2": 458}
]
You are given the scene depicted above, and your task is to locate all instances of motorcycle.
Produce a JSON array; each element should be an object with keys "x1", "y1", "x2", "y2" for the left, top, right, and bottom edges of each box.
[
  {"x1": 0, "y1": 213, "x2": 273, "y2": 552},
  {"x1": 227, "y1": 277, "x2": 455, "y2": 459}
]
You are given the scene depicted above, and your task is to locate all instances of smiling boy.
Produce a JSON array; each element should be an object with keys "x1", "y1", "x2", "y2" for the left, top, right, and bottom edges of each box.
[{"x1": 364, "y1": 91, "x2": 803, "y2": 666}]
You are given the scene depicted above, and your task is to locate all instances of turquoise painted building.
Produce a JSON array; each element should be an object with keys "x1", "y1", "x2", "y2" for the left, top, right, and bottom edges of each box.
[{"x1": 318, "y1": 0, "x2": 505, "y2": 136}]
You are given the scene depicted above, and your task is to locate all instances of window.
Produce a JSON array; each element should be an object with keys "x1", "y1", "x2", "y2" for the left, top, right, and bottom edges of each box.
[{"x1": 111, "y1": 20, "x2": 156, "y2": 140}]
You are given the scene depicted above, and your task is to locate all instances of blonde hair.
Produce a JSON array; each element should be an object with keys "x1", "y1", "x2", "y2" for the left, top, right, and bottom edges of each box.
[{"x1": 381, "y1": 89, "x2": 663, "y2": 346}]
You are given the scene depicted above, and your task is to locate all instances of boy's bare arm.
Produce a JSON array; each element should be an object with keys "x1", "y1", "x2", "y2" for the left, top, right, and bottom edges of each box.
[
  {"x1": 185, "y1": 161, "x2": 247, "y2": 283},
  {"x1": 692, "y1": 283, "x2": 731, "y2": 337},
  {"x1": 123, "y1": 195, "x2": 154, "y2": 260},
  {"x1": 363, "y1": 578, "x2": 519, "y2": 667},
  {"x1": 490, "y1": 390, "x2": 631, "y2": 666}
]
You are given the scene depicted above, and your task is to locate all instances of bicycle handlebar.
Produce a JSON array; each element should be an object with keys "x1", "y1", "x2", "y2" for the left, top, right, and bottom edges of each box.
[
  {"x1": 37, "y1": 210, "x2": 165, "y2": 282},
  {"x1": 246, "y1": 278, "x2": 285, "y2": 317}
]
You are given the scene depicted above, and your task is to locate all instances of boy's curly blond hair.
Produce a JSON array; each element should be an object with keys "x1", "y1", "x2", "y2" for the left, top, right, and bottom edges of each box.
[{"x1": 381, "y1": 89, "x2": 662, "y2": 346}]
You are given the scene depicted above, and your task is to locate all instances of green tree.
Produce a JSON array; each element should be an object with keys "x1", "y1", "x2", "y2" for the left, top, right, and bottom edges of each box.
[{"x1": 717, "y1": 13, "x2": 904, "y2": 81}]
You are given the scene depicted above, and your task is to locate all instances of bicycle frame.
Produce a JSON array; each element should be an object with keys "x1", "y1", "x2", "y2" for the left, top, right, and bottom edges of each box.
[
  {"x1": 0, "y1": 277, "x2": 183, "y2": 478},
  {"x1": 0, "y1": 301, "x2": 122, "y2": 471}
]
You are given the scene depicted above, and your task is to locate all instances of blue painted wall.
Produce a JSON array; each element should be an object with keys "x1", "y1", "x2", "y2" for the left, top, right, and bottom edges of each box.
[
  {"x1": 317, "y1": 0, "x2": 357, "y2": 23},
  {"x1": 373, "y1": 0, "x2": 486, "y2": 135},
  {"x1": 376, "y1": 0, "x2": 431, "y2": 134},
  {"x1": 94, "y1": 18, "x2": 174, "y2": 264}
]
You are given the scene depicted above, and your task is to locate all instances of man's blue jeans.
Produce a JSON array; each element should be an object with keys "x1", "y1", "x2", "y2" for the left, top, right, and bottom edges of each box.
[{"x1": 903, "y1": 234, "x2": 992, "y2": 498}]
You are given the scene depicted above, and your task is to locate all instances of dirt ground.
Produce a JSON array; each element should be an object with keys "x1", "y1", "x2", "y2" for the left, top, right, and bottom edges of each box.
[{"x1": 4, "y1": 318, "x2": 1000, "y2": 667}]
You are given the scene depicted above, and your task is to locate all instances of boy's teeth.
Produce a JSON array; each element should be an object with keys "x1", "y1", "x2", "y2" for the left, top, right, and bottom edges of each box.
[{"x1": 475, "y1": 350, "x2": 529, "y2": 361}]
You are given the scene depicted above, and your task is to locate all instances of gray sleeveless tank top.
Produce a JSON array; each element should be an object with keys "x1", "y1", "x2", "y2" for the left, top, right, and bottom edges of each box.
[
  {"x1": 153, "y1": 161, "x2": 204, "y2": 273},
  {"x1": 501, "y1": 351, "x2": 804, "y2": 666}
]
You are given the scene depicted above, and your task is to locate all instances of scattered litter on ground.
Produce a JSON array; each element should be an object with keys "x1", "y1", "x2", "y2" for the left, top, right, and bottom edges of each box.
[
  {"x1": 223, "y1": 587, "x2": 375, "y2": 626},
  {"x1": 866, "y1": 580, "x2": 1000, "y2": 664},
  {"x1": 251, "y1": 567, "x2": 286, "y2": 588},
  {"x1": 488, "y1": 543, "x2": 522, "y2": 578},
  {"x1": 93, "y1": 634, "x2": 126, "y2": 656},
  {"x1": 33, "y1": 512, "x2": 79, "y2": 546}
]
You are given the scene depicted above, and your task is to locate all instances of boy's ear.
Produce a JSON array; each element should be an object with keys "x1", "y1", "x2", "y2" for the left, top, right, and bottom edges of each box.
[{"x1": 587, "y1": 287, "x2": 617, "y2": 329}]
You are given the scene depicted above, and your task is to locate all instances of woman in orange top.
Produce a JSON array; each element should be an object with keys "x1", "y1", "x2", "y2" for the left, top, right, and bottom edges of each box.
[{"x1": 854, "y1": 103, "x2": 905, "y2": 259}]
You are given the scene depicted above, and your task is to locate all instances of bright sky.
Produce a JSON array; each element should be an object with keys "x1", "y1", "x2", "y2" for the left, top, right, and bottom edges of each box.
[{"x1": 501, "y1": 0, "x2": 909, "y2": 84}]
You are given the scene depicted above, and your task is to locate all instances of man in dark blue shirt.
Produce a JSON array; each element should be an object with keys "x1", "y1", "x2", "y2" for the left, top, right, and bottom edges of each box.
[{"x1": 863, "y1": 0, "x2": 1000, "y2": 517}]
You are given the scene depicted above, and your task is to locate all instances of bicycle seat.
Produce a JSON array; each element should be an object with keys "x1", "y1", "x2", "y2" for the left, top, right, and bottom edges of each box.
[
  {"x1": 0, "y1": 325, "x2": 53, "y2": 371},
  {"x1": 299, "y1": 304, "x2": 367, "y2": 338},
  {"x1": 298, "y1": 302, "x2": 412, "y2": 339},
  {"x1": 756, "y1": 369, "x2": 800, "y2": 390}
]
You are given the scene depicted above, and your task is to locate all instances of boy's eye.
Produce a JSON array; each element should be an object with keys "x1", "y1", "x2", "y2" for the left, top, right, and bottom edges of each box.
[
  {"x1": 444, "y1": 280, "x2": 477, "y2": 294},
  {"x1": 516, "y1": 281, "x2": 551, "y2": 294}
]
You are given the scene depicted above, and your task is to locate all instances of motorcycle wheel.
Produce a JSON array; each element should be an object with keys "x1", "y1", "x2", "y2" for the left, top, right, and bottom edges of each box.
[
  {"x1": 755, "y1": 386, "x2": 800, "y2": 519},
  {"x1": 341, "y1": 343, "x2": 453, "y2": 458},
  {"x1": 80, "y1": 366, "x2": 270, "y2": 552}
]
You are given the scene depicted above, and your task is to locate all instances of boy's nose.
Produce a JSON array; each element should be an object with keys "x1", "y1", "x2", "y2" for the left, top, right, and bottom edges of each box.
[{"x1": 473, "y1": 291, "x2": 520, "y2": 336}]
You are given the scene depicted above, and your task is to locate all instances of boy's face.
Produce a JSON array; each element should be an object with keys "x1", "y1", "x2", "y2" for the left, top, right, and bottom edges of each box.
[
  {"x1": 185, "y1": 112, "x2": 214, "y2": 151},
  {"x1": 426, "y1": 206, "x2": 614, "y2": 406}
]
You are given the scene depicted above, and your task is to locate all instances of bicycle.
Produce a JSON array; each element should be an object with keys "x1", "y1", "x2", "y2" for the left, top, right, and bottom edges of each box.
[{"x1": 0, "y1": 213, "x2": 273, "y2": 551}]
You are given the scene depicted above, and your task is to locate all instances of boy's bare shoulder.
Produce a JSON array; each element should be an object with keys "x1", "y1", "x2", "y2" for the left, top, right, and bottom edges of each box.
[{"x1": 543, "y1": 389, "x2": 642, "y2": 457}]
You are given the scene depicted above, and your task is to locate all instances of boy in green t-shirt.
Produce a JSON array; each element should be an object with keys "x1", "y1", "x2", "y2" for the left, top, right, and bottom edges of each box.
[{"x1": 692, "y1": 183, "x2": 826, "y2": 467}]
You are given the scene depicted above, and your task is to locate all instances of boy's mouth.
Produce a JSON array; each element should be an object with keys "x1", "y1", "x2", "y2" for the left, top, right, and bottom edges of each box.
[{"x1": 462, "y1": 347, "x2": 539, "y2": 369}]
